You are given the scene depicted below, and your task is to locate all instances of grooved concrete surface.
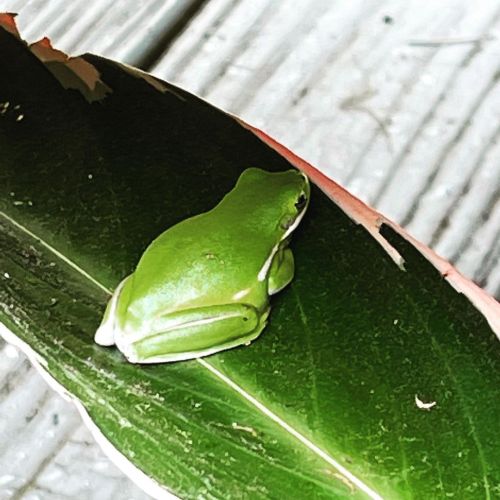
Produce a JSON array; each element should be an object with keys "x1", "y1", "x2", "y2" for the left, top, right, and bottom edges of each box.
[{"x1": 1, "y1": 0, "x2": 499, "y2": 498}]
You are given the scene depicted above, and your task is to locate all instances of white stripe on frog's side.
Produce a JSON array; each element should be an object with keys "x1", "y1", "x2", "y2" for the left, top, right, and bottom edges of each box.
[{"x1": 257, "y1": 242, "x2": 280, "y2": 282}]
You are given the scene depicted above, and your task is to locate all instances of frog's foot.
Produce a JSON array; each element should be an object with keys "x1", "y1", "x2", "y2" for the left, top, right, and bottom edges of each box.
[
  {"x1": 94, "y1": 277, "x2": 129, "y2": 347},
  {"x1": 268, "y1": 247, "x2": 294, "y2": 295},
  {"x1": 95, "y1": 302, "x2": 118, "y2": 347},
  {"x1": 116, "y1": 303, "x2": 269, "y2": 364}
]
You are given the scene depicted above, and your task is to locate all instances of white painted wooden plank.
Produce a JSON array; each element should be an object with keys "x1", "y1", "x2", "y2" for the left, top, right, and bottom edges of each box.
[
  {"x1": 151, "y1": 0, "x2": 238, "y2": 79},
  {"x1": 434, "y1": 134, "x2": 500, "y2": 263},
  {"x1": 0, "y1": 369, "x2": 49, "y2": 442},
  {"x1": 165, "y1": 0, "x2": 280, "y2": 95},
  {"x1": 0, "y1": 388, "x2": 79, "y2": 499},
  {"x1": 35, "y1": 425, "x2": 150, "y2": 499},
  {"x1": 484, "y1": 239, "x2": 500, "y2": 295},
  {"x1": 0, "y1": 342, "x2": 27, "y2": 384},
  {"x1": 56, "y1": 0, "x2": 116, "y2": 54},
  {"x1": 206, "y1": 0, "x2": 379, "y2": 115},
  {"x1": 73, "y1": 0, "x2": 151, "y2": 57},
  {"x1": 405, "y1": 71, "x2": 500, "y2": 242},
  {"x1": 9, "y1": 0, "x2": 71, "y2": 43},
  {"x1": 341, "y1": 7, "x2": 477, "y2": 198},
  {"x1": 376, "y1": 12, "x2": 500, "y2": 224},
  {"x1": 463, "y1": 200, "x2": 500, "y2": 290},
  {"x1": 99, "y1": 0, "x2": 207, "y2": 65},
  {"x1": 262, "y1": 0, "x2": 437, "y2": 178}
]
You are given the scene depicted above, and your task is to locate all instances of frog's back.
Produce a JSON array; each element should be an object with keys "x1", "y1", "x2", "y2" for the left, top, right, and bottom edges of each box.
[{"x1": 127, "y1": 210, "x2": 274, "y2": 316}]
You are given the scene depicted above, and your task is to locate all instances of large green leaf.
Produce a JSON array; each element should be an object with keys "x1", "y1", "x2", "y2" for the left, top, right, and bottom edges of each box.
[{"x1": 1, "y1": 20, "x2": 499, "y2": 499}]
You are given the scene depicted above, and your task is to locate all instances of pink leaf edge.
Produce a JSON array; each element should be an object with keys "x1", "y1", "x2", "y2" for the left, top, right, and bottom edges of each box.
[{"x1": 237, "y1": 121, "x2": 500, "y2": 338}]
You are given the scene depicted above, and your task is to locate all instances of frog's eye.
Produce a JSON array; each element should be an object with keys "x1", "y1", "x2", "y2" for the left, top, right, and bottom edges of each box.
[{"x1": 295, "y1": 193, "x2": 307, "y2": 211}]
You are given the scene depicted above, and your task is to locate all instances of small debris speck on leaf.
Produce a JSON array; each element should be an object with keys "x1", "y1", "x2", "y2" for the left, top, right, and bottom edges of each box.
[{"x1": 415, "y1": 394, "x2": 437, "y2": 410}]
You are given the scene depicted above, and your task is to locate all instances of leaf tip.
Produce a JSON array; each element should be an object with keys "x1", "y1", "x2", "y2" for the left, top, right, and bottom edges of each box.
[
  {"x1": 0, "y1": 13, "x2": 20, "y2": 38},
  {"x1": 1, "y1": 12, "x2": 112, "y2": 102}
]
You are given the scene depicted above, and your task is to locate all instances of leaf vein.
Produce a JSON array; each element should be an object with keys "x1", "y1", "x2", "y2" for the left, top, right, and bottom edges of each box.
[{"x1": 291, "y1": 285, "x2": 320, "y2": 430}]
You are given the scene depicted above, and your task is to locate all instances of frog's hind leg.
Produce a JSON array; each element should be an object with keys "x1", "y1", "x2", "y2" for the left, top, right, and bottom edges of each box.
[
  {"x1": 120, "y1": 303, "x2": 269, "y2": 364},
  {"x1": 94, "y1": 276, "x2": 131, "y2": 346}
]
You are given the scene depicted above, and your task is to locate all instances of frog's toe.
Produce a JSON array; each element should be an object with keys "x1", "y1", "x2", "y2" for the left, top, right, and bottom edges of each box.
[{"x1": 94, "y1": 322, "x2": 115, "y2": 346}]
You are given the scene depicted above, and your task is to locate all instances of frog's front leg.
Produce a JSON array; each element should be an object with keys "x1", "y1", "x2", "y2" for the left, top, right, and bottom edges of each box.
[
  {"x1": 117, "y1": 303, "x2": 269, "y2": 363},
  {"x1": 94, "y1": 276, "x2": 131, "y2": 346},
  {"x1": 268, "y1": 247, "x2": 294, "y2": 295}
]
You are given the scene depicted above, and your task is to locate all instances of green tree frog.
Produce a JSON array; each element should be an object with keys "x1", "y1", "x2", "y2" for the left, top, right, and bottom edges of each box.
[{"x1": 95, "y1": 167, "x2": 310, "y2": 363}]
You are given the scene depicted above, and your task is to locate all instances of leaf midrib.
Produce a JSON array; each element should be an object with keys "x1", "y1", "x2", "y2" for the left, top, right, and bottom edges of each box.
[{"x1": 0, "y1": 210, "x2": 383, "y2": 500}]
